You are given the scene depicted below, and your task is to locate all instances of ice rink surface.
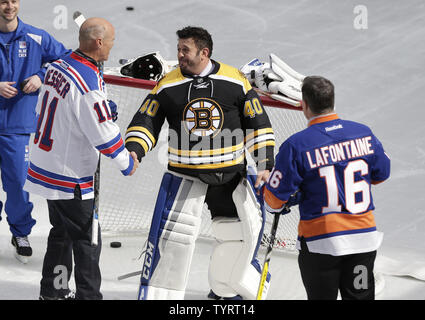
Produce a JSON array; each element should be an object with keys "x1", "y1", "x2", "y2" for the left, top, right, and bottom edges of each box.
[{"x1": 1, "y1": 0, "x2": 425, "y2": 300}]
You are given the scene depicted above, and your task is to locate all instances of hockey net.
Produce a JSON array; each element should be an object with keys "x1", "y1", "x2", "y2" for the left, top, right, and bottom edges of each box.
[{"x1": 100, "y1": 75, "x2": 306, "y2": 252}]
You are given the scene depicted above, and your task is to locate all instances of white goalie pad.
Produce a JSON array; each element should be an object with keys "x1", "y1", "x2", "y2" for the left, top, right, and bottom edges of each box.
[
  {"x1": 138, "y1": 172, "x2": 208, "y2": 300},
  {"x1": 208, "y1": 177, "x2": 270, "y2": 300}
]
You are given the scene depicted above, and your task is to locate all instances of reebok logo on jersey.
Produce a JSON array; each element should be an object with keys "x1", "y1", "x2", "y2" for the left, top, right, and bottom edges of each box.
[{"x1": 325, "y1": 124, "x2": 343, "y2": 132}]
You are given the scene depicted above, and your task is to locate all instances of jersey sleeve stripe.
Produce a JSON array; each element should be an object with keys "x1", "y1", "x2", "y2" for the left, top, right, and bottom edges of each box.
[
  {"x1": 247, "y1": 141, "x2": 276, "y2": 154},
  {"x1": 264, "y1": 187, "x2": 287, "y2": 211},
  {"x1": 244, "y1": 128, "x2": 275, "y2": 142},
  {"x1": 96, "y1": 134, "x2": 125, "y2": 159},
  {"x1": 245, "y1": 134, "x2": 276, "y2": 150},
  {"x1": 120, "y1": 155, "x2": 135, "y2": 176},
  {"x1": 126, "y1": 126, "x2": 156, "y2": 146},
  {"x1": 125, "y1": 132, "x2": 153, "y2": 150},
  {"x1": 126, "y1": 137, "x2": 149, "y2": 154}
]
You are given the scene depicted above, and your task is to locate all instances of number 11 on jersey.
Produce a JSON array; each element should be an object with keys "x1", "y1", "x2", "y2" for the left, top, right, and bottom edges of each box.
[{"x1": 34, "y1": 90, "x2": 59, "y2": 152}]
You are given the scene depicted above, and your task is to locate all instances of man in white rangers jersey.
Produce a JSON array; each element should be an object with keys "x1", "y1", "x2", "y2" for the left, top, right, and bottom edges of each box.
[{"x1": 24, "y1": 18, "x2": 138, "y2": 300}]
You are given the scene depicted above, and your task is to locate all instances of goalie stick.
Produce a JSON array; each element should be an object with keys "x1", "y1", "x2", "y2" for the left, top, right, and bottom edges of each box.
[
  {"x1": 73, "y1": 11, "x2": 101, "y2": 246},
  {"x1": 256, "y1": 191, "x2": 298, "y2": 300},
  {"x1": 73, "y1": 11, "x2": 85, "y2": 28}
]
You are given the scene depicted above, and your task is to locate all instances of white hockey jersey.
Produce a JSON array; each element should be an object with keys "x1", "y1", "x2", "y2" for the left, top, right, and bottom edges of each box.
[{"x1": 24, "y1": 51, "x2": 134, "y2": 200}]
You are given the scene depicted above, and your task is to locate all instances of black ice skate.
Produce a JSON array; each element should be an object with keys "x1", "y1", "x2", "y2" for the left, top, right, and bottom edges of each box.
[{"x1": 11, "y1": 236, "x2": 32, "y2": 264}]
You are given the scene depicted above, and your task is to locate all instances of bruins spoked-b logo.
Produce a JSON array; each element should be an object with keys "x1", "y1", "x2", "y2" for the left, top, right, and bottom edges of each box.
[{"x1": 183, "y1": 98, "x2": 224, "y2": 137}]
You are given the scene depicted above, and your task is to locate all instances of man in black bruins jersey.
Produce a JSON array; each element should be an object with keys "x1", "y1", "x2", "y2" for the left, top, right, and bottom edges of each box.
[{"x1": 126, "y1": 26, "x2": 275, "y2": 300}]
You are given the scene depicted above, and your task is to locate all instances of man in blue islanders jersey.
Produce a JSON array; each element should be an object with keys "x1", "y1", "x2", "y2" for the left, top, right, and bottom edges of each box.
[{"x1": 264, "y1": 76, "x2": 390, "y2": 300}]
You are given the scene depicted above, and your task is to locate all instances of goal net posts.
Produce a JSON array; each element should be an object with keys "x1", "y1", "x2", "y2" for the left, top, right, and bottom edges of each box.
[{"x1": 100, "y1": 74, "x2": 306, "y2": 252}]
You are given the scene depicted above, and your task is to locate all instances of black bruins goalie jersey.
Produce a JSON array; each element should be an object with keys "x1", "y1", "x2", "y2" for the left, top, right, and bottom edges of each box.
[{"x1": 125, "y1": 60, "x2": 276, "y2": 178}]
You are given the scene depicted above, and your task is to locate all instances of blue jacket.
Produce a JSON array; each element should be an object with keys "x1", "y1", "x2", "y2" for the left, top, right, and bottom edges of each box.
[{"x1": 0, "y1": 18, "x2": 70, "y2": 134}]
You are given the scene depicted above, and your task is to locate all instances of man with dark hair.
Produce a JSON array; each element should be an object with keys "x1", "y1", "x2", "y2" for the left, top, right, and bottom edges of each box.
[
  {"x1": 126, "y1": 26, "x2": 275, "y2": 300},
  {"x1": 264, "y1": 75, "x2": 390, "y2": 300},
  {"x1": 176, "y1": 26, "x2": 213, "y2": 58},
  {"x1": 301, "y1": 76, "x2": 334, "y2": 114}
]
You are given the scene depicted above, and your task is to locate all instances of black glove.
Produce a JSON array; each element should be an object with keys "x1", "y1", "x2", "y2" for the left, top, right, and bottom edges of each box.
[
  {"x1": 273, "y1": 190, "x2": 302, "y2": 215},
  {"x1": 108, "y1": 100, "x2": 118, "y2": 122},
  {"x1": 286, "y1": 190, "x2": 302, "y2": 207}
]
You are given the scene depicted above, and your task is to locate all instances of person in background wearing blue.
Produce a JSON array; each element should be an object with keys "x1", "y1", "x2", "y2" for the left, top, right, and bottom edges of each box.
[{"x1": 0, "y1": 0, "x2": 69, "y2": 263}]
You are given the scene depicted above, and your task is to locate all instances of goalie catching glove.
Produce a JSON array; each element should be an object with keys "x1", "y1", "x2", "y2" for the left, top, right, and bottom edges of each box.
[{"x1": 240, "y1": 53, "x2": 305, "y2": 106}]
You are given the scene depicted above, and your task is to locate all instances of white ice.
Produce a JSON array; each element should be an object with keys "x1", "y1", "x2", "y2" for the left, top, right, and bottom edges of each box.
[{"x1": 1, "y1": 0, "x2": 424, "y2": 300}]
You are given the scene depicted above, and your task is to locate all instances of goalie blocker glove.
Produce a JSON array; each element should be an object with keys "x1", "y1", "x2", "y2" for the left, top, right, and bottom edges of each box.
[
  {"x1": 107, "y1": 100, "x2": 118, "y2": 122},
  {"x1": 240, "y1": 54, "x2": 305, "y2": 105}
]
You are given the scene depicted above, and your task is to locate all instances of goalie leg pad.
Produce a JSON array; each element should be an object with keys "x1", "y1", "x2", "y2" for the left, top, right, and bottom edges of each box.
[
  {"x1": 208, "y1": 176, "x2": 270, "y2": 300},
  {"x1": 138, "y1": 172, "x2": 208, "y2": 300}
]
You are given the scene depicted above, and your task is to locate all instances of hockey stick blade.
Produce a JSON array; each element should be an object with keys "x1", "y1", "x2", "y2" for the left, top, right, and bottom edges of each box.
[
  {"x1": 73, "y1": 11, "x2": 86, "y2": 28},
  {"x1": 117, "y1": 270, "x2": 142, "y2": 281}
]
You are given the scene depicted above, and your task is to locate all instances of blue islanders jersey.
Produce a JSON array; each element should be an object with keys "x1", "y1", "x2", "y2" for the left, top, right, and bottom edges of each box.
[{"x1": 264, "y1": 113, "x2": 390, "y2": 256}]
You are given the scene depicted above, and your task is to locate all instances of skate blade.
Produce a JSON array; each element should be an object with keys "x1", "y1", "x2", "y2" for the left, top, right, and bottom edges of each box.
[{"x1": 14, "y1": 252, "x2": 29, "y2": 264}]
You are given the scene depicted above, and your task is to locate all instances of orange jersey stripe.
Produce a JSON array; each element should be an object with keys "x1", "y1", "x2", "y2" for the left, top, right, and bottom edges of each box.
[
  {"x1": 264, "y1": 187, "x2": 287, "y2": 210},
  {"x1": 308, "y1": 113, "x2": 339, "y2": 126},
  {"x1": 298, "y1": 210, "x2": 376, "y2": 238}
]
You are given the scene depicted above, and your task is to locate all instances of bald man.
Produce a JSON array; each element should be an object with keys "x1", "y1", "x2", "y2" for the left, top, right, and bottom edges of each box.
[
  {"x1": 24, "y1": 17, "x2": 138, "y2": 300},
  {"x1": 78, "y1": 17, "x2": 115, "y2": 64}
]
